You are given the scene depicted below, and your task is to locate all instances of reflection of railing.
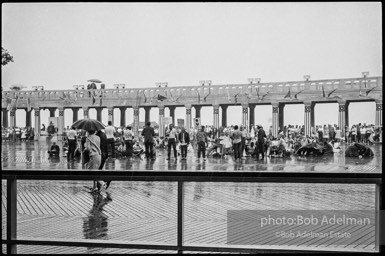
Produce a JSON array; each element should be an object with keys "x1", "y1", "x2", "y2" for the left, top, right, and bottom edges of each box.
[
  {"x1": 2, "y1": 76, "x2": 382, "y2": 103},
  {"x1": 2, "y1": 170, "x2": 382, "y2": 254}
]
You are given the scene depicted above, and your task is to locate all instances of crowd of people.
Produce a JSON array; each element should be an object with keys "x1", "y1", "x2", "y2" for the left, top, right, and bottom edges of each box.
[
  {"x1": 58, "y1": 121, "x2": 381, "y2": 166},
  {"x1": 2, "y1": 126, "x2": 35, "y2": 141},
  {"x1": 2, "y1": 120, "x2": 382, "y2": 194}
]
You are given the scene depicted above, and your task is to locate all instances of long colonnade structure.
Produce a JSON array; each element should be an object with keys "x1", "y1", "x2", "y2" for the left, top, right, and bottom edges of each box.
[{"x1": 1, "y1": 76, "x2": 382, "y2": 141}]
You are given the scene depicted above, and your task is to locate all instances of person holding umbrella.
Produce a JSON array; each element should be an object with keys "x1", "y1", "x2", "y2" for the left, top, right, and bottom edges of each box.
[
  {"x1": 85, "y1": 129, "x2": 106, "y2": 193},
  {"x1": 72, "y1": 118, "x2": 107, "y2": 192}
]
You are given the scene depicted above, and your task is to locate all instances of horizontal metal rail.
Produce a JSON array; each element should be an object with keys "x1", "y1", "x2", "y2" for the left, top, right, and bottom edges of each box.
[
  {"x1": 2, "y1": 169, "x2": 382, "y2": 183},
  {"x1": 1, "y1": 169, "x2": 382, "y2": 254}
]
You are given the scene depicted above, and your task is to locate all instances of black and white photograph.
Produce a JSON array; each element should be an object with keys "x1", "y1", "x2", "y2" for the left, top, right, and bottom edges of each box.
[{"x1": 1, "y1": 2, "x2": 382, "y2": 254}]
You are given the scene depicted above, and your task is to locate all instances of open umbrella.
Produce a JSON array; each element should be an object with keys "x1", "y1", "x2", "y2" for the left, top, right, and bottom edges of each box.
[
  {"x1": 72, "y1": 119, "x2": 106, "y2": 131},
  {"x1": 157, "y1": 94, "x2": 167, "y2": 101},
  {"x1": 87, "y1": 79, "x2": 102, "y2": 83},
  {"x1": 9, "y1": 84, "x2": 27, "y2": 90}
]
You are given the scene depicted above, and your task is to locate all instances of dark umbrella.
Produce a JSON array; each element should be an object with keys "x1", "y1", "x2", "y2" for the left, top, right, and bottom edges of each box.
[
  {"x1": 157, "y1": 94, "x2": 167, "y2": 101},
  {"x1": 72, "y1": 119, "x2": 106, "y2": 131},
  {"x1": 87, "y1": 79, "x2": 102, "y2": 83},
  {"x1": 9, "y1": 84, "x2": 27, "y2": 90}
]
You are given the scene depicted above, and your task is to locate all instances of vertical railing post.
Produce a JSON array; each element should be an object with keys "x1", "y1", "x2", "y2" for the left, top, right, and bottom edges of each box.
[
  {"x1": 375, "y1": 183, "x2": 381, "y2": 252},
  {"x1": 177, "y1": 181, "x2": 184, "y2": 254},
  {"x1": 7, "y1": 177, "x2": 17, "y2": 254}
]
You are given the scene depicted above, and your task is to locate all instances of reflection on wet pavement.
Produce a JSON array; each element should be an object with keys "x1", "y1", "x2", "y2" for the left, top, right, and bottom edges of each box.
[
  {"x1": 83, "y1": 192, "x2": 112, "y2": 252},
  {"x1": 1, "y1": 139, "x2": 381, "y2": 173}
]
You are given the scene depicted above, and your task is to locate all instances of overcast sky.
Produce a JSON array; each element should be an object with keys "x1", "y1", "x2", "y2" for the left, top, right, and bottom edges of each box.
[{"x1": 2, "y1": 2, "x2": 382, "y2": 128}]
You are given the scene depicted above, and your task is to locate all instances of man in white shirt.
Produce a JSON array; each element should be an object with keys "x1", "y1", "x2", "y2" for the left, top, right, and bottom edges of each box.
[
  {"x1": 240, "y1": 125, "x2": 248, "y2": 158},
  {"x1": 123, "y1": 126, "x2": 133, "y2": 157},
  {"x1": 105, "y1": 121, "x2": 116, "y2": 158},
  {"x1": 166, "y1": 124, "x2": 178, "y2": 160},
  {"x1": 66, "y1": 126, "x2": 77, "y2": 161}
]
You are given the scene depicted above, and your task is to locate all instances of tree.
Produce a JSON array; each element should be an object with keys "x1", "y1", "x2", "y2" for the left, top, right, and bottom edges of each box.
[{"x1": 2, "y1": 47, "x2": 14, "y2": 66}]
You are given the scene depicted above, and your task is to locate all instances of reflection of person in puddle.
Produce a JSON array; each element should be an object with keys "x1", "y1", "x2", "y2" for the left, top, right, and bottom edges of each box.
[
  {"x1": 193, "y1": 183, "x2": 204, "y2": 201},
  {"x1": 167, "y1": 159, "x2": 177, "y2": 170},
  {"x1": 83, "y1": 192, "x2": 112, "y2": 242},
  {"x1": 181, "y1": 159, "x2": 188, "y2": 170},
  {"x1": 145, "y1": 159, "x2": 154, "y2": 170},
  {"x1": 195, "y1": 161, "x2": 206, "y2": 170}
]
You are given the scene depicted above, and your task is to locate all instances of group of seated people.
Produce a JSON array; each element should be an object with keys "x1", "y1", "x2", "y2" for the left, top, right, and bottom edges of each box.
[
  {"x1": 116, "y1": 138, "x2": 146, "y2": 157},
  {"x1": 203, "y1": 132, "x2": 343, "y2": 159}
]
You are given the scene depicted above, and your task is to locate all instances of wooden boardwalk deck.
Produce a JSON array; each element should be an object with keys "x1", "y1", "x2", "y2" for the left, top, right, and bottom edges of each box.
[{"x1": 2, "y1": 180, "x2": 377, "y2": 254}]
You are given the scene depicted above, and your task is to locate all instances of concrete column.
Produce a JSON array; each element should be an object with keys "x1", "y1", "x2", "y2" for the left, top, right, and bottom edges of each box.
[
  {"x1": 2, "y1": 109, "x2": 8, "y2": 128},
  {"x1": 144, "y1": 106, "x2": 151, "y2": 125},
  {"x1": 49, "y1": 108, "x2": 56, "y2": 117},
  {"x1": 272, "y1": 103, "x2": 279, "y2": 138},
  {"x1": 26, "y1": 109, "x2": 32, "y2": 127},
  {"x1": 83, "y1": 107, "x2": 89, "y2": 119},
  {"x1": 108, "y1": 107, "x2": 114, "y2": 125},
  {"x1": 9, "y1": 108, "x2": 16, "y2": 128},
  {"x1": 221, "y1": 105, "x2": 228, "y2": 127},
  {"x1": 95, "y1": 107, "x2": 102, "y2": 122},
  {"x1": 375, "y1": 101, "x2": 382, "y2": 128},
  {"x1": 249, "y1": 104, "x2": 256, "y2": 131},
  {"x1": 242, "y1": 104, "x2": 248, "y2": 128},
  {"x1": 34, "y1": 108, "x2": 40, "y2": 141},
  {"x1": 213, "y1": 105, "x2": 220, "y2": 129},
  {"x1": 58, "y1": 108, "x2": 64, "y2": 136},
  {"x1": 304, "y1": 102, "x2": 314, "y2": 137},
  {"x1": 169, "y1": 106, "x2": 176, "y2": 125},
  {"x1": 278, "y1": 103, "x2": 285, "y2": 131},
  {"x1": 133, "y1": 107, "x2": 139, "y2": 136},
  {"x1": 159, "y1": 106, "x2": 165, "y2": 137},
  {"x1": 194, "y1": 105, "x2": 202, "y2": 118},
  {"x1": 345, "y1": 102, "x2": 350, "y2": 129},
  {"x1": 185, "y1": 104, "x2": 192, "y2": 132},
  {"x1": 338, "y1": 101, "x2": 348, "y2": 135},
  {"x1": 310, "y1": 103, "x2": 315, "y2": 129},
  {"x1": 72, "y1": 107, "x2": 79, "y2": 123},
  {"x1": 120, "y1": 107, "x2": 127, "y2": 127}
]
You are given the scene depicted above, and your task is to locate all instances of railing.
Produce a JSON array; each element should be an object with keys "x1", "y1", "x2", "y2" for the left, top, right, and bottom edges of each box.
[
  {"x1": 2, "y1": 169, "x2": 382, "y2": 254},
  {"x1": 2, "y1": 76, "x2": 382, "y2": 104}
]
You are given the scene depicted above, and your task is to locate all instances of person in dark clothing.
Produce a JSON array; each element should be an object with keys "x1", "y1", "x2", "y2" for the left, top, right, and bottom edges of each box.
[
  {"x1": 80, "y1": 130, "x2": 89, "y2": 164},
  {"x1": 96, "y1": 130, "x2": 108, "y2": 170},
  {"x1": 357, "y1": 123, "x2": 362, "y2": 143},
  {"x1": 231, "y1": 125, "x2": 242, "y2": 161},
  {"x1": 196, "y1": 125, "x2": 208, "y2": 161},
  {"x1": 255, "y1": 125, "x2": 267, "y2": 160},
  {"x1": 141, "y1": 121, "x2": 155, "y2": 160},
  {"x1": 47, "y1": 122, "x2": 55, "y2": 137},
  {"x1": 178, "y1": 127, "x2": 190, "y2": 160},
  {"x1": 96, "y1": 129, "x2": 111, "y2": 189},
  {"x1": 48, "y1": 142, "x2": 60, "y2": 157}
]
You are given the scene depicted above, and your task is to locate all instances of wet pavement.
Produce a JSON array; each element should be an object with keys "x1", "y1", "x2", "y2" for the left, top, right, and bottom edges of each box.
[
  {"x1": 1, "y1": 137, "x2": 382, "y2": 173},
  {"x1": 1, "y1": 139, "x2": 382, "y2": 254}
]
